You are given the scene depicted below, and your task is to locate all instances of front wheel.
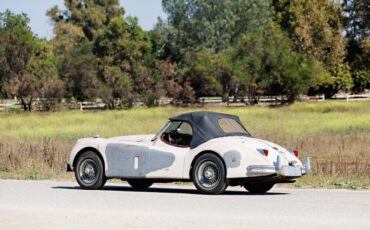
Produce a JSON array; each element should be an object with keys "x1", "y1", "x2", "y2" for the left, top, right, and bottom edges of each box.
[
  {"x1": 192, "y1": 153, "x2": 229, "y2": 195},
  {"x1": 75, "y1": 151, "x2": 106, "y2": 189},
  {"x1": 243, "y1": 183, "x2": 274, "y2": 194}
]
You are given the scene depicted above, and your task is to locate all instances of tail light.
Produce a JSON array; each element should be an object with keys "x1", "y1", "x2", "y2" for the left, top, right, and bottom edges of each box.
[
  {"x1": 257, "y1": 149, "x2": 269, "y2": 157},
  {"x1": 293, "y1": 149, "x2": 299, "y2": 157}
]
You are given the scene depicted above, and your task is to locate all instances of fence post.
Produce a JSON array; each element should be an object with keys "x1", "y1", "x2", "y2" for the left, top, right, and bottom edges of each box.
[
  {"x1": 346, "y1": 94, "x2": 349, "y2": 102},
  {"x1": 80, "y1": 102, "x2": 83, "y2": 111}
]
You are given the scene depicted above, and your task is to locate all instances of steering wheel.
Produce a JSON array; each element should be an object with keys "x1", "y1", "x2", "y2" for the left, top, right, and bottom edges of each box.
[{"x1": 169, "y1": 130, "x2": 179, "y2": 144}]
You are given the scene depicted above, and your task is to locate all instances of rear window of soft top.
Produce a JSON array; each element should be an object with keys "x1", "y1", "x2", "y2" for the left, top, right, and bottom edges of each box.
[{"x1": 218, "y1": 118, "x2": 248, "y2": 134}]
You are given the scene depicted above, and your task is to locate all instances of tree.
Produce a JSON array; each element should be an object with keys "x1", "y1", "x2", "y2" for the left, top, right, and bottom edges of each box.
[
  {"x1": 160, "y1": 0, "x2": 273, "y2": 60},
  {"x1": 343, "y1": 0, "x2": 370, "y2": 93},
  {"x1": 51, "y1": 22, "x2": 99, "y2": 101},
  {"x1": 273, "y1": 0, "x2": 351, "y2": 97},
  {"x1": 0, "y1": 11, "x2": 35, "y2": 110},
  {"x1": 343, "y1": 0, "x2": 370, "y2": 40},
  {"x1": 48, "y1": 0, "x2": 157, "y2": 107},
  {"x1": 94, "y1": 16, "x2": 154, "y2": 107},
  {"x1": 47, "y1": 0, "x2": 125, "y2": 41},
  {"x1": 156, "y1": 0, "x2": 273, "y2": 102},
  {"x1": 0, "y1": 10, "x2": 62, "y2": 111},
  {"x1": 190, "y1": 50, "x2": 236, "y2": 101},
  {"x1": 228, "y1": 22, "x2": 329, "y2": 103},
  {"x1": 154, "y1": 60, "x2": 195, "y2": 105}
]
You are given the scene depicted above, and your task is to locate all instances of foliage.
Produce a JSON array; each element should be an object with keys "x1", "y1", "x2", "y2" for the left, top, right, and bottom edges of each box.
[
  {"x1": 0, "y1": 11, "x2": 62, "y2": 111},
  {"x1": 158, "y1": 0, "x2": 339, "y2": 102},
  {"x1": 343, "y1": 0, "x2": 370, "y2": 93},
  {"x1": 0, "y1": 0, "x2": 369, "y2": 107},
  {"x1": 190, "y1": 50, "x2": 233, "y2": 100},
  {"x1": 229, "y1": 23, "x2": 317, "y2": 103},
  {"x1": 273, "y1": 0, "x2": 352, "y2": 97},
  {"x1": 160, "y1": 0, "x2": 272, "y2": 60},
  {"x1": 48, "y1": 1, "x2": 160, "y2": 107},
  {"x1": 273, "y1": 0, "x2": 346, "y2": 69},
  {"x1": 194, "y1": 22, "x2": 330, "y2": 103}
]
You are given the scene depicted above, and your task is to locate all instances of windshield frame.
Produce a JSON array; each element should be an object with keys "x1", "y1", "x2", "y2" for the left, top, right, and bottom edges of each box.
[{"x1": 151, "y1": 121, "x2": 171, "y2": 142}]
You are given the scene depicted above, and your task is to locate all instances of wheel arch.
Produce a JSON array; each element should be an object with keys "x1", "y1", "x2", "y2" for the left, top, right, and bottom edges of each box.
[
  {"x1": 72, "y1": 147, "x2": 105, "y2": 171},
  {"x1": 189, "y1": 150, "x2": 227, "y2": 179}
]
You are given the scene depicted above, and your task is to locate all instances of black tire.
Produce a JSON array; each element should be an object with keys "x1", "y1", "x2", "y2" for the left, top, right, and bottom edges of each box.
[
  {"x1": 74, "y1": 151, "x2": 106, "y2": 189},
  {"x1": 127, "y1": 179, "x2": 153, "y2": 190},
  {"x1": 243, "y1": 183, "x2": 274, "y2": 194},
  {"x1": 192, "y1": 153, "x2": 229, "y2": 195}
]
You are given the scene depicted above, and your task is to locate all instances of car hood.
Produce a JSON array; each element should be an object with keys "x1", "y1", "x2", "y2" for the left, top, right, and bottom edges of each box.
[{"x1": 109, "y1": 134, "x2": 155, "y2": 144}]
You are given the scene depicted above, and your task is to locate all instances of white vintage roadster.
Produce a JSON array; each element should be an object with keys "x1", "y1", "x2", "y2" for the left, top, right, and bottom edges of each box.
[{"x1": 65, "y1": 112, "x2": 310, "y2": 194}]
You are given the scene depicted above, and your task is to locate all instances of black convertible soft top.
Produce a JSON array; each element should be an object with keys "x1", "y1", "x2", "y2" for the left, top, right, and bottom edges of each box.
[{"x1": 169, "y1": 111, "x2": 251, "y2": 148}]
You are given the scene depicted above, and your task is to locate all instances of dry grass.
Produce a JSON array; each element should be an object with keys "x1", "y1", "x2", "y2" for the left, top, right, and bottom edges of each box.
[
  {"x1": 0, "y1": 101, "x2": 369, "y2": 188},
  {"x1": 0, "y1": 139, "x2": 73, "y2": 180},
  {"x1": 270, "y1": 134, "x2": 370, "y2": 189}
]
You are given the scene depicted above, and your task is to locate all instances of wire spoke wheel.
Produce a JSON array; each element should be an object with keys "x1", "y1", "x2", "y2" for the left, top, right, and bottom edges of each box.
[
  {"x1": 192, "y1": 153, "x2": 228, "y2": 194},
  {"x1": 197, "y1": 161, "x2": 220, "y2": 189},
  {"x1": 79, "y1": 159, "x2": 98, "y2": 185},
  {"x1": 75, "y1": 151, "x2": 106, "y2": 189}
]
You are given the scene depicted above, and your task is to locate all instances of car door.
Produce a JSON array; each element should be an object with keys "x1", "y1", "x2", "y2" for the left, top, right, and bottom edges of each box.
[
  {"x1": 145, "y1": 121, "x2": 192, "y2": 179},
  {"x1": 104, "y1": 141, "x2": 149, "y2": 178}
]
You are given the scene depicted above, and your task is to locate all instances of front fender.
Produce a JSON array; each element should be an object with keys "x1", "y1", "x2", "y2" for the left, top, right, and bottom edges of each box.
[{"x1": 69, "y1": 138, "x2": 108, "y2": 171}]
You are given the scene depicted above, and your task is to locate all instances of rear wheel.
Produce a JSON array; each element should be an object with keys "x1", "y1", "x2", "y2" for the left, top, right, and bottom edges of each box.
[
  {"x1": 243, "y1": 183, "x2": 274, "y2": 194},
  {"x1": 127, "y1": 179, "x2": 153, "y2": 190},
  {"x1": 75, "y1": 151, "x2": 106, "y2": 189},
  {"x1": 192, "y1": 153, "x2": 228, "y2": 195}
]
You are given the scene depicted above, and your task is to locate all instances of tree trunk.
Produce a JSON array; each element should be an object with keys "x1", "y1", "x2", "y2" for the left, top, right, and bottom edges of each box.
[
  {"x1": 222, "y1": 92, "x2": 229, "y2": 103},
  {"x1": 28, "y1": 97, "x2": 33, "y2": 111},
  {"x1": 20, "y1": 98, "x2": 28, "y2": 111},
  {"x1": 287, "y1": 94, "x2": 296, "y2": 104},
  {"x1": 247, "y1": 87, "x2": 256, "y2": 105},
  {"x1": 20, "y1": 97, "x2": 33, "y2": 111}
]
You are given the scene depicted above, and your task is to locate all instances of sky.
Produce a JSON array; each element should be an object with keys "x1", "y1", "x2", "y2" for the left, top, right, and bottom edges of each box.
[{"x1": 0, "y1": 0, "x2": 166, "y2": 39}]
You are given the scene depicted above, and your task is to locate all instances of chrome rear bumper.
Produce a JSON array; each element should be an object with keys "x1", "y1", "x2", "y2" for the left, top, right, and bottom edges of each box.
[
  {"x1": 246, "y1": 165, "x2": 276, "y2": 177},
  {"x1": 246, "y1": 156, "x2": 311, "y2": 177}
]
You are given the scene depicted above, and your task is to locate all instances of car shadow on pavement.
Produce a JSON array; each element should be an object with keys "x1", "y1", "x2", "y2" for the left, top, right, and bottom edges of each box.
[{"x1": 52, "y1": 185, "x2": 289, "y2": 196}]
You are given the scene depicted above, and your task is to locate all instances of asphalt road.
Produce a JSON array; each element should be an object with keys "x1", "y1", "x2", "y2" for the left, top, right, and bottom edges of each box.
[{"x1": 0, "y1": 180, "x2": 369, "y2": 230}]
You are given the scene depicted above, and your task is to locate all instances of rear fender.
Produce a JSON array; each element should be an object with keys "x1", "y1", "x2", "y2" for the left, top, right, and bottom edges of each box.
[{"x1": 185, "y1": 138, "x2": 271, "y2": 179}]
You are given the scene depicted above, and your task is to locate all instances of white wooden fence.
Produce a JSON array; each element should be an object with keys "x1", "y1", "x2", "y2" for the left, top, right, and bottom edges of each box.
[
  {"x1": 79, "y1": 102, "x2": 106, "y2": 111},
  {"x1": 0, "y1": 100, "x2": 21, "y2": 111},
  {"x1": 1, "y1": 94, "x2": 369, "y2": 111},
  {"x1": 199, "y1": 94, "x2": 370, "y2": 104},
  {"x1": 332, "y1": 94, "x2": 370, "y2": 102}
]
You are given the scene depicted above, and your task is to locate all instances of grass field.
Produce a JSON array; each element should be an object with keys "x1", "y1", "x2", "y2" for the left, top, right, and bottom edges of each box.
[{"x1": 0, "y1": 101, "x2": 369, "y2": 189}]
